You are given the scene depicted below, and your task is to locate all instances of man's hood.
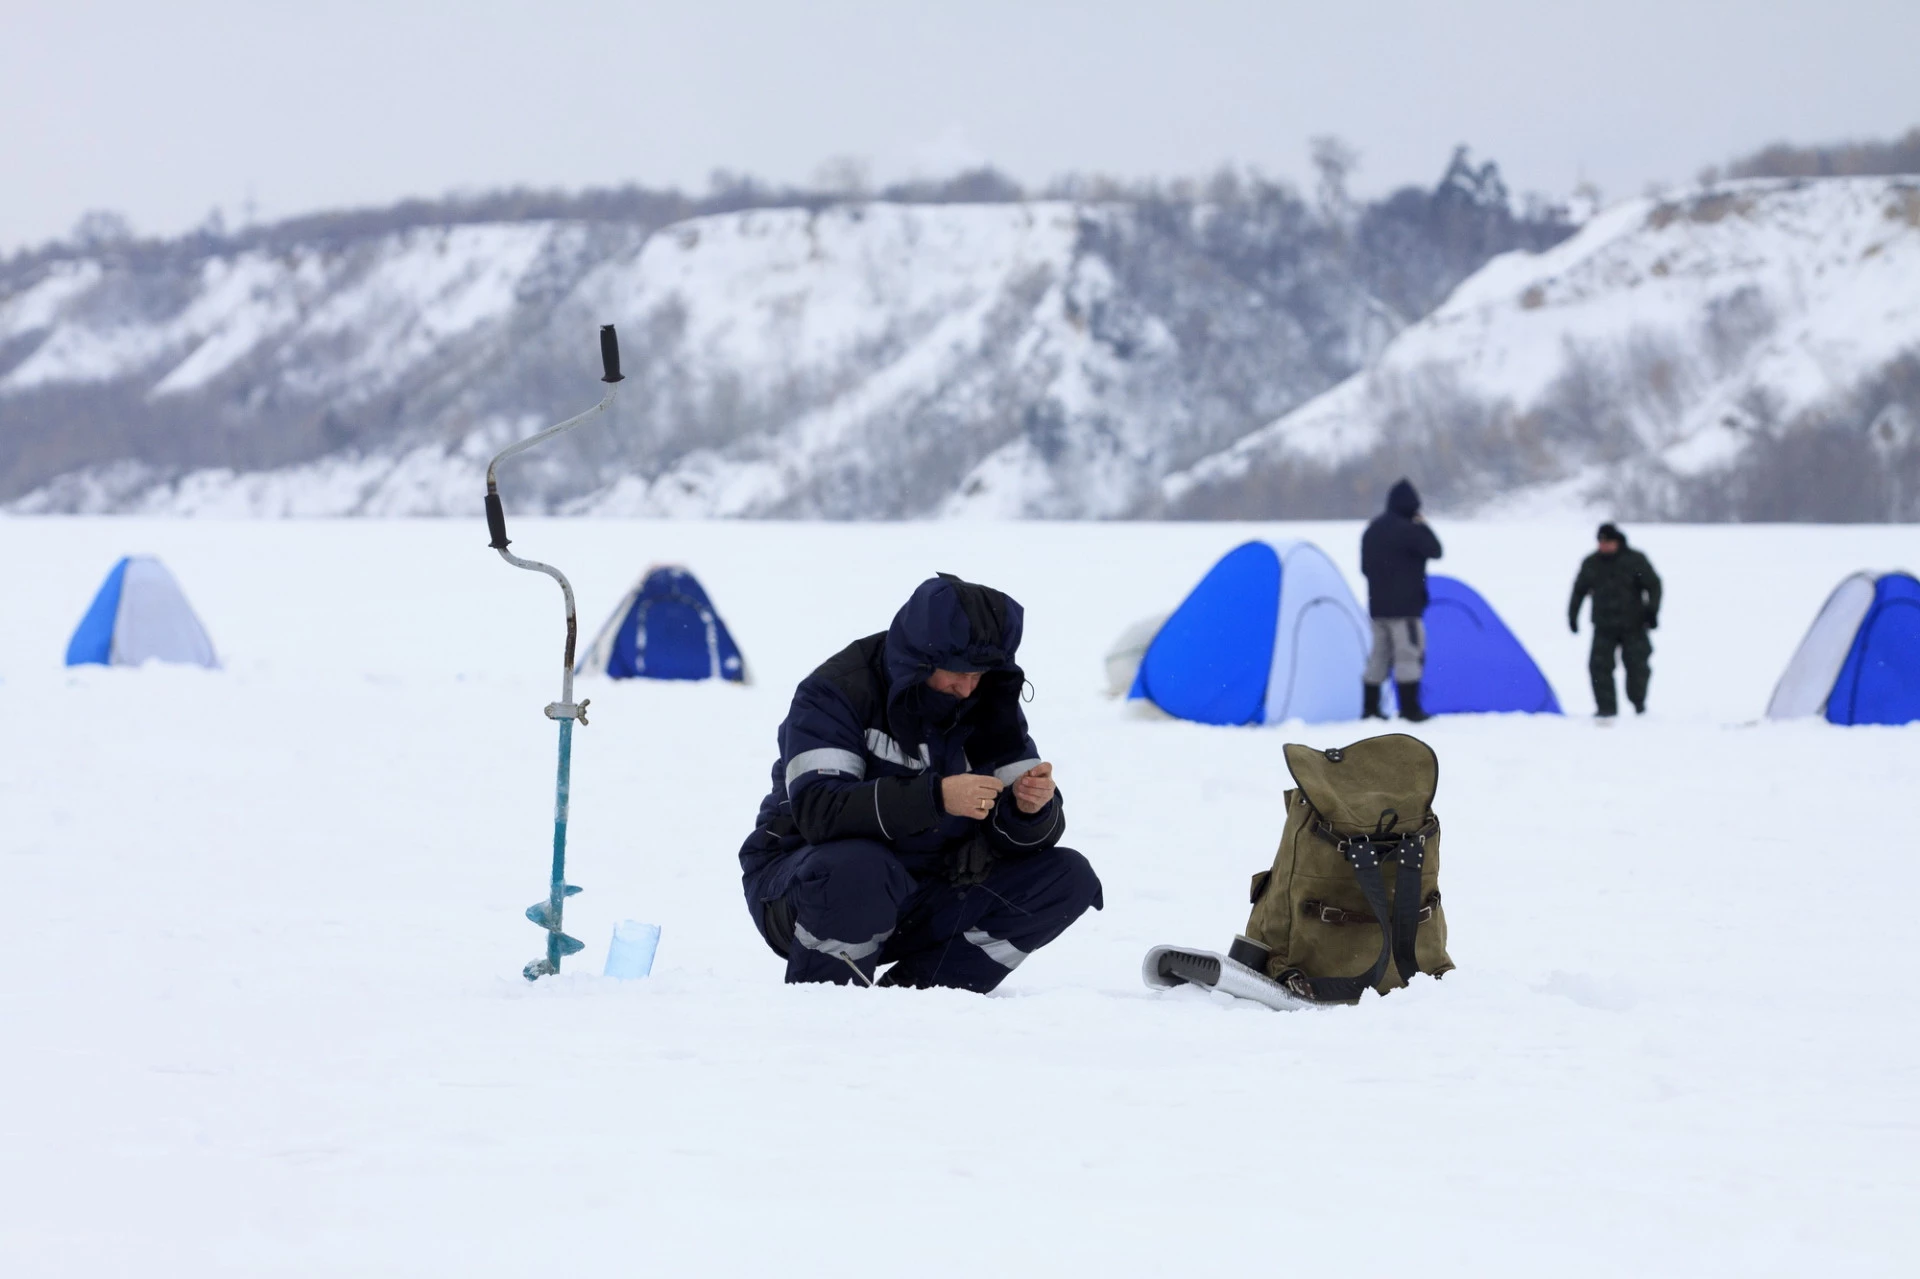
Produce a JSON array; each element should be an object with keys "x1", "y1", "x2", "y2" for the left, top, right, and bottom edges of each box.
[
  {"x1": 885, "y1": 574, "x2": 1024, "y2": 690},
  {"x1": 1386, "y1": 479, "x2": 1421, "y2": 518},
  {"x1": 882, "y1": 574, "x2": 1025, "y2": 739}
]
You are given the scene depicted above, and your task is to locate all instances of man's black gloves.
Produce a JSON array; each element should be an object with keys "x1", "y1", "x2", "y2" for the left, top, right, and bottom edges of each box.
[
  {"x1": 1646, "y1": 612, "x2": 1659, "y2": 630},
  {"x1": 945, "y1": 829, "x2": 997, "y2": 886}
]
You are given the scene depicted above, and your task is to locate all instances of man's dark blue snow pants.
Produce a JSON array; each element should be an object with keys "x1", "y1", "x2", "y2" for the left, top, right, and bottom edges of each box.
[{"x1": 749, "y1": 840, "x2": 1102, "y2": 992}]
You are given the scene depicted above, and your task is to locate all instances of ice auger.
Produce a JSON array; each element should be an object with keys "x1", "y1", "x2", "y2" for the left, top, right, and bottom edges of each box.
[{"x1": 483, "y1": 324, "x2": 624, "y2": 980}]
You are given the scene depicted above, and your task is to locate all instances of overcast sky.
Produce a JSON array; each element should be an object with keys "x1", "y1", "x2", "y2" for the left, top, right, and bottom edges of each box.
[{"x1": 4, "y1": 0, "x2": 1916, "y2": 251}]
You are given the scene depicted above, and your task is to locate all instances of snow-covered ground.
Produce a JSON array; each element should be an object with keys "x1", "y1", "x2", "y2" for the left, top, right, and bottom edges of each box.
[{"x1": 2, "y1": 517, "x2": 1916, "y2": 1276}]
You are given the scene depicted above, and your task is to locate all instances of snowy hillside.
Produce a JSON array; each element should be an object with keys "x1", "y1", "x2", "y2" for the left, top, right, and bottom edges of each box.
[
  {"x1": 0, "y1": 218, "x2": 639, "y2": 514},
  {"x1": 2, "y1": 517, "x2": 1916, "y2": 1275},
  {"x1": 0, "y1": 203, "x2": 1335, "y2": 517},
  {"x1": 1165, "y1": 178, "x2": 1920, "y2": 520},
  {"x1": 0, "y1": 165, "x2": 1562, "y2": 517},
  {"x1": 23, "y1": 174, "x2": 1916, "y2": 523}
]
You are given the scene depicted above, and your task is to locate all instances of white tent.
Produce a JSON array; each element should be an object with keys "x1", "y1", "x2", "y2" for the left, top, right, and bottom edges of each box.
[
  {"x1": 1103, "y1": 612, "x2": 1171, "y2": 697},
  {"x1": 1767, "y1": 574, "x2": 1876, "y2": 718},
  {"x1": 64, "y1": 556, "x2": 218, "y2": 669}
]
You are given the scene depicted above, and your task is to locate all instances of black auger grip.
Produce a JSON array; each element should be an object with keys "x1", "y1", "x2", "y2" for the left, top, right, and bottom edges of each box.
[
  {"x1": 485, "y1": 491, "x2": 511, "y2": 549},
  {"x1": 600, "y1": 324, "x2": 624, "y2": 383}
]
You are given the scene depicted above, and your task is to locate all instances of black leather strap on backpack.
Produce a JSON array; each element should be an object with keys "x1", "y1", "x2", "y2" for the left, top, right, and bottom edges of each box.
[
  {"x1": 1389, "y1": 830, "x2": 1429, "y2": 982},
  {"x1": 1283, "y1": 820, "x2": 1434, "y2": 1004}
]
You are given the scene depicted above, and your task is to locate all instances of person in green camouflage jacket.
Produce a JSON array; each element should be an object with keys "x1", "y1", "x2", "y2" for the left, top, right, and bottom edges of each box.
[{"x1": 1568, "y1": 523, "x2": 1663, "y2": 717}]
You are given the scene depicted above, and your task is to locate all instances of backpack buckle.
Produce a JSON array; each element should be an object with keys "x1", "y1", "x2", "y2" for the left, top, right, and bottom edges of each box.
[
  {"x1": 1339, "y1": 835, "x2": 1379, "y2": 869},
  {"x1": 1301, "y1": 899, "x2": 1369, "y2": 926}
]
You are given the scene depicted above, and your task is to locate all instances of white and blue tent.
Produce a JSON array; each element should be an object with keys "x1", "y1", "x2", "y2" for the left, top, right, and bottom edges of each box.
[
  {"x1": 1127, "y1": 540, "x2": 1370, "y2": 725},
  {"x1": 1767, "y1": 571, "x2": 1920, "y2": 726},
  {"x1": 577, "y1": 565, "x2": 747, "y2": 683},
  {"x1": 65, "y1": 555, "x2": 218, "y2": 669}
]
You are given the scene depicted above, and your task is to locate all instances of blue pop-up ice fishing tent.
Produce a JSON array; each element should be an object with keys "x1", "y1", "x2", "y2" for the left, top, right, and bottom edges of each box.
[
  {"x1": 1129, "y1": 540, "x2": 1369, "y2": 724},
  {"x1": 1392, "y1": 575, "x2": 1561, "y2": 715},
  {"x1": 577, "y1": 565, "x2": 747, "y2": 682},
  {"x1": 1766, "y1": 571, "x2": 1920, "y2": 725},
  {"x1": 65, "y1": 555, "x2": 218, "y2": 669}
]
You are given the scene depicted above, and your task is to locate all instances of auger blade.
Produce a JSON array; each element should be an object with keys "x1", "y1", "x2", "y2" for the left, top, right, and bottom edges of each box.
[
  {"x1": 520, "y1": 930, "x2": 588, "y2": 978},
  {"x1": 524, "y1": 887, "x2": 583, "y2": 932},
  {"x1": 526, "y1": 892, "x2": 586, "y2": 968}
]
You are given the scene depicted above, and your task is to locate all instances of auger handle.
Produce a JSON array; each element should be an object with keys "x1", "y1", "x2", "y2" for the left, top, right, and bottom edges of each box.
[
  {"x1": 600, "y1": 324, "x2": 623, "y2": 383},
  {"x1": 484, "y1": 323, "x2": 623, "y2": 551},
  {"x1": 485, "y1": 492, "x2": 510, "y2": 550}
]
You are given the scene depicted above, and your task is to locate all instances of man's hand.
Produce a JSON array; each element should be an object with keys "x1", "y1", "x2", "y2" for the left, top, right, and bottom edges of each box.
[
  {"x1": 1012, "y1": 762, "x2": 1055, "y2": 814},
  {"x1": 1569, "y1": 617, "x2": 1579, "y2": 634},
  {"x1": 942, "y1": 773, "x2": 1004, "y2": 820}
]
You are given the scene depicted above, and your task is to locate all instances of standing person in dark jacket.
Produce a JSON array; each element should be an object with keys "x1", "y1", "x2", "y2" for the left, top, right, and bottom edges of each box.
[
  {"x1": 1569, "y1": 523, "x2": 1663, "y2": 717},
  {"x1": 1360, "y1": 478, "x2": 1444, "y2": 721},
  {"x1": 738, "y1": 573, "x2": 1102, "y2": 991}
]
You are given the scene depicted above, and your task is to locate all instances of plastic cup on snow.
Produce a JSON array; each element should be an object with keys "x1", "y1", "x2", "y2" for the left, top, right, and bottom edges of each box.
[{"x1": 604, "y1": 920, "x2": 661, "y2": 979}]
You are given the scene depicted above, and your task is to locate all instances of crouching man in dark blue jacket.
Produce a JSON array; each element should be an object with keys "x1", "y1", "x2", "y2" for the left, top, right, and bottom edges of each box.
[{"x1": 738, "y1": 573, "x2": 1102, "y2": 991}]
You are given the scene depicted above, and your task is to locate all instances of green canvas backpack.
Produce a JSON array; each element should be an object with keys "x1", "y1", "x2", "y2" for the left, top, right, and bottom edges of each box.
[{"x1": 1237, "y1": 733, "x2": 1454, "y2": 1003}]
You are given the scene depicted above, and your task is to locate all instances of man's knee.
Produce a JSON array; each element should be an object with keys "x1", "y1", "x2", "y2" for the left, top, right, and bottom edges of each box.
[
  {"x1": 1006, "y1": 846, "x2": 1104, "y2": 918},
  {"x1": 968, "y1": 848, "x2": 1101, "y2": 967},
  {"x1": 789, "y1": 839, "x2": 914, "y2": 940},
  {"x1": 1051, "y1": 847, "x2": 1104, "y2": 914}
]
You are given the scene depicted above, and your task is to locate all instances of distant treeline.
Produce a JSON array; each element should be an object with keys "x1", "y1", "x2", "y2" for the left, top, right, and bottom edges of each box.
[
  {"x1": 1712, "y1": 126, "x2": 1920, "y2": 183},
  {"x1": 17, "y1": 125, "x2": 1920, "y2": 276},
  {"x1": 4, "y1": 144, "x2": 1566, "y2": 279}
]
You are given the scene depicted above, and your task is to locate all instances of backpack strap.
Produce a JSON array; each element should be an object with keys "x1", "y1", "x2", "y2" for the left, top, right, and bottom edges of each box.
[
  {"x1": 1388, "y1": 829, "x2": 1430, "y2": 982},
  {"x1": 1284, "y1": 834, "x2": 1395, "y2": 1003},
  {"x1": 1300, "y1": 890, "x2": 1440, "y2": 927},
  {"x1": 1282, "y1": 818, "x2": 1436, "y2": 1004}
]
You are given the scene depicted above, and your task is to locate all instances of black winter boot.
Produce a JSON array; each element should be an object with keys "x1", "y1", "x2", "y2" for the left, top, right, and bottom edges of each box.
[
  {"x1": 1396, "y1": 681, "x2": 1430, "y2": 723},
  {"x1": 1362, "y1": 683, "x2": 1385, "y2": 719}
]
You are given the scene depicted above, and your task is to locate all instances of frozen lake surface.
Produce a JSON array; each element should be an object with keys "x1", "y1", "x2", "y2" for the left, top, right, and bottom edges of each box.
[{"x1": 2, "y1": 517, "x2": 1916, "y2": 1276}]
